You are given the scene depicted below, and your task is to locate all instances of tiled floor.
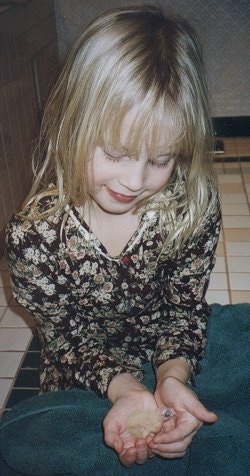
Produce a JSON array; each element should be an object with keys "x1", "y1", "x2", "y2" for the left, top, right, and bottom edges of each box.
[{"x1": 0, "y1": 137, "x2": 250, "y2": 414}]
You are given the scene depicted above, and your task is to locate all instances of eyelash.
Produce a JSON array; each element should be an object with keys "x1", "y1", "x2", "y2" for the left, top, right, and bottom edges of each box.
[
  {"x1": 103, "y1": 150, "x2": 172, "y2": 168},
  {"x1": 103, "y1": 151, "x2": 124, "y2": 162},
  {"x1": 148, "y1": 159, "x2": 171, "y2": 168}
]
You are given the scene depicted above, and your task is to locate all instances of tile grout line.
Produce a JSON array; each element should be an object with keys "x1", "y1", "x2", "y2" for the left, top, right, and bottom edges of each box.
[
  {"x1": 223, "y1": 142, "x2": 241, "y2": 305},
  {"x1": 235, "y1": 139, "x2": 250, "y2": 213},
  {"x1": 0, "y1": 332, "x2": 34, "y2": 411}
]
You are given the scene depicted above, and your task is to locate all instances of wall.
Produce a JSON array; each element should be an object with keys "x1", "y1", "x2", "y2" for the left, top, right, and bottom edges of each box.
[
  {"x1": 54, "y1": 0, "x2": 250, "y2": 118},
  {"x1": 0, "y1": 0, "x2": 59, "y2": 256}
]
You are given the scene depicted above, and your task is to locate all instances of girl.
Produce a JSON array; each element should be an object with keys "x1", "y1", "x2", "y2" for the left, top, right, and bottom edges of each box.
[{"x1": 6, "y1": 6, "x2": 220, "y2": 468}]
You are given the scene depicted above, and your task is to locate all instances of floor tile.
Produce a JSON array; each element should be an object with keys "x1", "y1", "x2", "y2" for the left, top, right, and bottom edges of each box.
[
  {"x1": 243, "y1": 173, "x2": 250, "y2": 182},
  {"x1": 0, "y1": 306, "x2": 6, "y2": 320},
  {"x1": 0, "y1": 378, "x2": 13, "y2": 409},
  {"x1": 28, "y1": 334, "x2": 40, "y2": 351},
  {"x1": 219, "y1": 183, "x2": 245, "y2": 193},
  {"x1": 223, "y1": 166, "x2": 241, "y2": 174},
  {"x1": 226, "y1": 242, "x2": 250, "y2": 256},
  {"x1": 235, "y1": 137, "x2": 250, "y2": 146},
  {"x1": 14, "y1": 368, "x2": 40, "y2": 388},
  {"x1": 206, "y1": 290, "x2": 230, "y2": 305},
  {"x1": 0, "y1": 328, "x2": 33, "y2": 351},
  {"x1": 223, "y1": 216, "x2": 250, "y2": 228},
  {"x1": 0, "y1": 287, "x2": 12, "y2": 306},
  {"x1": 0, "y1": 352, "x2": 24, "y2": 378},
  {"x1": 209, "y1": 273, "x2": 228, "y2": 290},
  {"x1": 221, "y1": 204, "x2": 249, "y2": 216},
  {"x1": 21, "y1": 351, "x2": 40, "y2": 369},
  {"x1": 221, "y1": 138, "x2": 237, "y2": 156},
  {"x1": 218, "y1": 174, "x2": 242, "y2": 184},
  {"x1": 214, "y1": 163, "x2": 224, "y2": 173},
  {"x1": 228, "y1": 273, "x2": 250, "y2": 291},
  {"x1": 213, "y1": 256, "x2": 226, "y2": 273},
  {"x1": 235, "y1": 137, "x2": 250, "y2": 154},
  {"x1": 215, "y1": 241, "x2": 225, "y2": 256},
  {"x1": 220, "y1": 193, "x2": 247, "y2": 204},
  {"x1": 227, "y1": 256, "x2": 250, "y2": 273},
  {"x1": 0, "y1": 306, "x2": 35, "y2": 328},
  {"x1": 224, "y1": 229, "x2": 250, "y2": 241},
  {"x1": 231, "y1": 291, "x2": 250, "y2": 304},
  {"x1": 218, "y1": 230, "x2": 224, "y2": 242}
]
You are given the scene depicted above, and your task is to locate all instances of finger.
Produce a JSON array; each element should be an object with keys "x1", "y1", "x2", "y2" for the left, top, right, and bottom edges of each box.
[
  {"x1": 120, "y1": 439, "x2": 151, "y2": 467},
  {"x1": 151, "y1": 440, "x2": 189, "y2": 459},
  {"x1": 119, "y1": 447, "x2": 137, "y2": 467},
  {"x1": 150, "y1": 431, "x2": 196, "y2": 458},
  {"x1": 135, "y1": 439, "x2": 150, "y2": 465},
  {"x1": 104, "y1": 428, "x2": 123, "y2": 453},
  {"x1": 186, "y1": 399, "x2": 218, "y2": 423},
  {"x1": 152, "y1": 448, "x2": 187, "y2": 459},
  {"x1": 153, "y1": 406, "x2": 216, "y2": 445},
  {"x1": 193, "y1": 404, "x2": 218, "y2": 423},
  {"x1": 152, "y1": 419, "x2": 199, "y2": 445}
]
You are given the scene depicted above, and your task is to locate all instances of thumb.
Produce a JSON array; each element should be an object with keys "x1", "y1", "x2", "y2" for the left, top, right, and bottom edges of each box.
[
  {"x1": 188, "y1": 397, "x2": 218, "y2": 423},
  {"x1": 104, "y1": 428, "x2": 124, "y2": 453},
  {"x1": 103, "y1": 415, "x2": 125, "y2": 453}
]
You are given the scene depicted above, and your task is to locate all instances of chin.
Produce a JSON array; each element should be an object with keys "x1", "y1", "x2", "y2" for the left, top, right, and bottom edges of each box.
[{"x1": 103, "y1": 205, "x2": 133, "y2": 215}]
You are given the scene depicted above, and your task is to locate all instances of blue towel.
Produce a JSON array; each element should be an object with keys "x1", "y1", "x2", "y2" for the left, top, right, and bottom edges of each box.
[{"x1": 0, "y1": 303, "x2": 250, "y2": 476}]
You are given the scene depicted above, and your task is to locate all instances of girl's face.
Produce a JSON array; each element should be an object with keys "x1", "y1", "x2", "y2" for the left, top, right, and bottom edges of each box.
[{"x1": 87, "y1": 110, "x2": 176, "y2": 215}]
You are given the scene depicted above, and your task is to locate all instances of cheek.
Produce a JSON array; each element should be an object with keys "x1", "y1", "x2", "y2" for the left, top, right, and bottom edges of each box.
[
  {"x1": 87, "y1": 162, "x2": 95, "y2": 190},
  {"x1": 150, "y1": 165, "x2": 175, "y2": 190},
  {"x1": 87, "y1": 159, "x2": 109, "y2": 188}
]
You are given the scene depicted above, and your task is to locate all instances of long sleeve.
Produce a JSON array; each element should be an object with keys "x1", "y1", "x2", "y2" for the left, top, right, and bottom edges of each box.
[
  {"x1": 6, "y1": 214, "x2": 143, "y2": 398},
  {"x1": 153, "y1": 198, "x2": 221, "y2": 375}
]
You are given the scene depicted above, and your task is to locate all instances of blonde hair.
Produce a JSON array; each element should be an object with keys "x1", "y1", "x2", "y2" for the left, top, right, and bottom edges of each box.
[{"x1": 23, "y1": 6, "x2": 218, "y2": 252}]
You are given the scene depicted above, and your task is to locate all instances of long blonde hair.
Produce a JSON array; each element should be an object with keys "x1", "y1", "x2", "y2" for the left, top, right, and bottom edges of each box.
[{"x1": 23, "y1": 6, "x2": 218, "y2": 251}]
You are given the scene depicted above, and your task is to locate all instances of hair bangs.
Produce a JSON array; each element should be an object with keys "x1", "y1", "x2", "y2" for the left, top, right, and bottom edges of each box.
[{"x1": 97, "y1": 93, "x2": 186, "y2": 162}]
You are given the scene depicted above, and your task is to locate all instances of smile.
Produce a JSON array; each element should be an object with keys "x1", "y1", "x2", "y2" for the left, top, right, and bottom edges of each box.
[{"x1": 106, "y1": 188, "x2": 137, "y2": 203}]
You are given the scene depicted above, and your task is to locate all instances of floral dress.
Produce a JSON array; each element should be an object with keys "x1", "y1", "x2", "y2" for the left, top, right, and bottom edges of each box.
[{"x1": 6, "y1": 195, "x2": 221, "y2": 397}]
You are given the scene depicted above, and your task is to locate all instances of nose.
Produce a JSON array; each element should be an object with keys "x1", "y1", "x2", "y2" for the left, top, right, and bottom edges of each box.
[{"x1": 119, "y1": 158, "x2": 146, "y2": 192}]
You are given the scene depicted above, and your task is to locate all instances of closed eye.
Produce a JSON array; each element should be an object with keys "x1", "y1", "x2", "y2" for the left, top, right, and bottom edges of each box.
[
  {"x1": 148, "y1": 156, "x2": 173, "y2": 168},
  {"x1": 102, "y1": 148, "x2": 129, "y2": 163},
  {"x1": 103, "y1": 147, "x2": 174, "y2": 167},
  {"x1": 103, "y1": 152, "x2": 124, "y2": 162}
]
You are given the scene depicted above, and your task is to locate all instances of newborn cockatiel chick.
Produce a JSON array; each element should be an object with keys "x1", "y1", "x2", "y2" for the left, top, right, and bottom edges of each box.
[{"x1": 127, "y1": 408, "x2": 175, "y2": 439}]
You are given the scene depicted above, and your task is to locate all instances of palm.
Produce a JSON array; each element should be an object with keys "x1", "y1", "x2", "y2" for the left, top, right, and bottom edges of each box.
[{"x1": 103, "y1": 389, "x2": 158, "y2": 464}]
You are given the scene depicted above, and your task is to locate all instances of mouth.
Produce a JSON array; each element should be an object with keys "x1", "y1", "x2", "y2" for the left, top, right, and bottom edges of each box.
[{"x1": 106, "y1": 188, "x2": 138, "y2": 203}]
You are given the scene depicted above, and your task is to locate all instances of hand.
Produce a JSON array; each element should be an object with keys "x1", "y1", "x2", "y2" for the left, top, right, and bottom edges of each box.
[
  {"x1": 150, "y1": 376, "x2": 217, "y2": 459},
  {"x1": 103, "y1": 374, "x2": 159, "y2": 467}
]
